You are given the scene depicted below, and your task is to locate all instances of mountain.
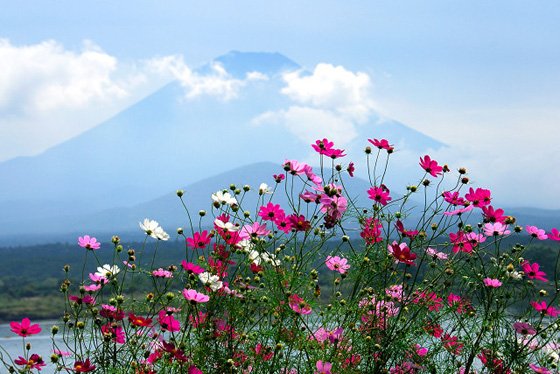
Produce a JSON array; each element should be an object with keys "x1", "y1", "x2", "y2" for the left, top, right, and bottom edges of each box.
[{"x1": 0, "y1": 51, "x2": 447, "y2": 243}]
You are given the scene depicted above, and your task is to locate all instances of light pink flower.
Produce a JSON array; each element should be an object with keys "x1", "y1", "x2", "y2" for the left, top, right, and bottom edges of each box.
[
  {"x1": 78, "y1": 235, "x2": 101, "y2": 250},
  {"x1": 526, "y1": 225, "x2": 548, "y2": 240},
  {"x1": 152, "y1": 268, "x2": 173, "y2": 278},
  {"x1": 483, "y1": 222, "x2": 511, "y2": 236},
  {"x1": 325, "y1": 255, "x2": 350, "y2": 274},
  {"x1": 182, "y1": 289, "x2": 210, "y2": 303},
  {"x1": 425, "y1": 247, "x2": 448, "y2": 260},
  {"x1": 483, "y1": 278, "x2": 502, "y2": 288},
  {"x1": 289, "y1": 294, "x2": 312, "y2": 315},
  {"x1": 315, "y1": 360, "x2": 332, "y2": 374},
  {"x1": 549, "y1": 228, "x2": 560, "y2": 241}
]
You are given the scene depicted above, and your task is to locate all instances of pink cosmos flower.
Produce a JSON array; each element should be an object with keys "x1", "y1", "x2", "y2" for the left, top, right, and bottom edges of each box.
[
  {"x1": 441, "y1": 334, "x2": 464, "y2": 355},
  {"x1": 425, "y1": 247, "x2": 448, "y2": 260},
  {"x1": 347, "y1": 162, "x2": 355, "y2": 177},
  {"x1": 529, "y1": 363, "x2": 552, "y2": 374},
  {"x1": 101, "y1": 323, "x2": 125, "y2": 344},
  {"x1": 483, "y1": 278, "x2": 502, "y2": 288},
  {"x1": 513, "y1": 322, "x2": 536, "y2": 335},
  {"x1": 325, "y1": 256, "x2": 350, "y2": 274},
  {"x1": 315, "y1": 360, "x2": 332, "y2": 374},
  {"x1": 10, "y1": 318, "x2": 41, "y2": 337},
  {"x1": 158, "y1": 310, "x2": 181, "y2": 332},
  {"x1": 289, "y1": 294, "x2": 312, "y2": 315},
  {"x1": 531, "y1": 301, "x2": 560, "y2": 317},
  {"x1": 73, "y1": 358, "x2": 96, "y2": 372},
  {"x1": 361, "y1": 217, "x2": 383, "y2": 244},
  {"x1": 483, "y1": 222, "x2": 511, "y2": 236},
  {"x1": 189, "y1": 366, "x2": 203, "y2": 374},
  {"x1": 186, "y1": 230, "x2": 212, "y2": 249},
  {"x1": 312, "y1": 138, "x2": 346, "y2": 159},
  {"x1": 443, "y1": 204, "x2": 474, "y2": 216},
  {"x1": 521, "y1": 261, "x2": 548, "y2": 282},
  {"x1": 14, "y1": 354, "x2": 46, "y2": 371},
  {"x1": 320, "y1": 194, "x2": 348, "y2": 221},
  {"x1": 419, "y1": 155, "x2": 443, "y2": 177},
  {"x1": 395, "y1": 220, "x2": 418, "y2": 238},
  {"x1": 368, "y1": 138, "x2": 394, "y2": 152},
  {"x1": 240, "y1": 222, "x2": 270, "y2": 239},
  {"x1": 78, "y1": 235, "x2": 101, "y2": 250},
  {"x1": 388, "y1": 241, "x2": 417, "y2": 265},
  {"x1": 182, "y1": 289, "x2": 210, "y2": 303},
  {"x1": 69, "y1": 294, "x2": 96, "y2": 305},
  {"x1": 273, "y1": 173, "x2": 285, "y2": 183},
  {"x1": 481, "y1": 205, "x2": 507, "y2": 223},
  {"x1": 288, "y1": 214, "x2": 311, "y2": 232},
  {"x1": 526, "y1": 225, "x2": 548, "y2": 240},
  {"x1": 283, "y1": 160, "x2": 307, "y2": 175},
  {"x1": 152, "y1": 268, "x2": 173, "y2": 278},
  {"x1": 449, "y1": 231, "x2": 474, "y2": 254},
  {"x1": 258, "y1": 202, "x2": 286, "y2": 223},
  {"x1": 442, "y1": 191, "x2": 466, "y2": 206},
  {"x1": 385, "y1": 284, "x2": 404, "y2": 301},
  {"x1": 367, "y1": 185, "x2": 392, "y2": 206},
  {"x1": 464, "y1": 187, "x2": 492, "y2": 208},
  {"x1": 549, "y1": 228, "x2": 560, "y2": 241},
  {"x1": 181, "y1": 260, "x2": 205, "y2": 274}
]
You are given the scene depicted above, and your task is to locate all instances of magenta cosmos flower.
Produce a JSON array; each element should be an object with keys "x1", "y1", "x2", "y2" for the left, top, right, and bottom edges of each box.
[
  {"x1": 531, "y1": 301, "x2": 560, "y2": 317},
  {"x1": 73, "y1": 358, "x2": 96, "y2": 373},
  {"x1": 368, "y1": 138, "x2": 394, "y2": 153},
  {"x1": 526, "y1": 225, "x2": 548, "y2": 240},
  {"x1": 315, "y1": 360, "x2": 333, "y2": 374},
  {"x1": 312, "y1": 138, "x2": 346, "y2": 159},
  {"x1": 78, "y1": 235, "x2": 101, "y2": 250},
  {"x1": 10, "y1": 317, "x2": 42, "y2": 337},
  {"x1": 14, "y1": 354, "x2": 46, "y2": 371},
  {"x1": 419, "y1": 155, "x2": 443, "y2": 177},
  {"x1": 521, "y1": 261, "x2": 548, "y2": 282},
  {"x1": 152, "y1": 268, "x2": 173, "y2": 278},
  {"x1": 181, "y1": 260, "x2": 205, "y2": 274},
  {"x1": 513, "y1": 321, "x2": 536, "y2": 335},
  {"x1": 549, "y1": 228, "x2": 560, "y2": 241},
  {"x1": 464, "y1": 187, "x2": 492, "y2": 208},
  {"x1": 529, "y1": 363, "x2": 553, "y2": 374},
  {"x1": 186, "y1": 230, "x2": 212, "y2": 249},
  {"x1": 367, "y1": 185, "x2": 392, "y2": 206},
  {"x1": 388, "y1": 241, "x2": 417, "y2": 265},
  {"x1": 182, "y1": 289, "x2": 210, "y2": 303},
  {"x1": 325, "y1": 255, "x2": 350, "y2": 274},
  {"x1": 258, "y1": 202, "x2": 286, "y2": 223},
  {"x1": 289, "y1": 294, "x2": 312, "y2": 315},
  {"x1": 483, "y1": 278, "x2": 502, "y2": 288}
]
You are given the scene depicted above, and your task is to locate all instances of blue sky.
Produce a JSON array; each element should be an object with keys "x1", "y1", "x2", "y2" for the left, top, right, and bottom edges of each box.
[{"x1": 1, "y1": 1, "x2": 559, "y2": 207}]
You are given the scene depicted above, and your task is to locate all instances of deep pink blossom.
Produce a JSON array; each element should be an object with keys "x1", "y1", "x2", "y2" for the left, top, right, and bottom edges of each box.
[
  {"x1": 483, "y1": 278, "x2": 502, "y2": 288},
  {"x1": 395, "y1": 220, "x2": 418, "y2": 238},
  {"x1": 14, "y1": 354, "x2": 46, "y2": 371},
  {"x1": 531, "y1": 301, "x2": 560, "y2": 317},
  {"x1": 522, "y1": 261, "x2": 548, "y2": 282},
  {"x1": 312, "y1": 138, "x2": 346, "y2": 159},
  {"x1": 347, "y1": 162, "x2": 355, "y2": 177},
  {"x1": 273, "y1": 173, "x2": 285, "y2": 183},
  {"x1": 186, "y1": 230, "x2": 212, "y2": 249},
  {"x1": 101, "y1": 323, "x2": 125, "y2": 344},
  {"x1": 465, "y1": 187, "x2": 492, "y2": 208},
  {"x1": 158, "y1": 310, "x2": 181, "y2": 332},
  {"x1": 529, "y1": 363, "x2": 552, "y2": 374},
  {"x1": 315, "y1": 360, "x2": 332, "y2": 374},
  {"x1": 449, "y1": 231, "x2": 474, "y2": 254},
  {"x1": 388, "y1": 241, "x2": 417, "y2": 265},
  {"x1": 513, "y1": 322, "x2": 536, "y2": 335},
  {"x1": 288, "y1": 214, "x2": 311, "y2": 232},
  {"x1": 367, "y1": 185, "x2": 392, "y2": 206},
  {"x1": 10, "y1": 317, "x2": 42, "y2": 337},
  {"x1": 181, "y1": 260, "x2": 205, "y2": 274},
  {"x1": 361, "y1": 217, "x2": 383, "y2": 244},
  {"x1": 549, "y1": 228, "x2": 560, "y2": 241},
  {"x1": 325, "y1": 256, "x2": 350, "y2": 274},
  {"x1": 419, "y1": 155, "x2": 443, "y2": 177},
  {"x1": 526, "y1": 225, "x2": 548, "y2": 240},
  {"x1": 78, "y1": 235, "x2": 101, "y2": 250},
  {"x1": 73, "y1": 358, "x2": 96, "y2": 372},
  {"x1": 289, "y1": 294, "x2": 312, "y2": 315},
  {"x1": 442, "y1": 191, "x2": 466, "y2": 206},
  {"x1": 441, "y1": 334, "x2": 464, "y2": 355},
  {"x1": 69, "y1": 294, "x2": 95, "y2": 305},
  {"x1": 482, "y1": 205, "x2": 507, "y2": 223},
  {"x1": 258, "y1": 202, "x2": 286, "y2": 223},
  {"x1": 368, "y1": 138, "x2": 394, "y2": 152}
]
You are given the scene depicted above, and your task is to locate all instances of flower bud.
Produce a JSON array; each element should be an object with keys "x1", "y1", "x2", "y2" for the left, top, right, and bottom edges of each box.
[
  {"x1": 177, "y1": 227, "x2": 183, "y2": 235},
  {"x1": 243, "y1": 185, "x2": 251, "y2": 192},
  {"x1": 111, "y1": 235, "x2": 120, "y2": 244},
  {"x1": 176, "y1": 190, "x2": 184, "y2": 197},
  {"x1": 365, "y1": 146, "x2": 372, "y2": 154},
  {"x1": 51, "y1": 325, "x2": 59, "y2": 335}
]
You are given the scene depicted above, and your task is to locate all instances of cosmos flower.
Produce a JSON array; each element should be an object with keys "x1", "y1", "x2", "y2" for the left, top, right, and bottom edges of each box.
[
  {"x1": 10, "y1": 318, "x2": 41, "y2": 337},
  {"x1": 78, "y1": 235, "x2": 101, "y2": 250}
]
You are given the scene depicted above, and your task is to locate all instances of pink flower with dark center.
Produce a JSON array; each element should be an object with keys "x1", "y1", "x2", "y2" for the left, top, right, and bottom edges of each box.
[
  {"x1": 465, "y1": 187, "x2": 492, "y2": 208},
  {"x1": 258, "y1": 202, "x2": 286, "y2": 223},
  {"x1": 522, "y1": 261, "x2": 548, "y2": 282},
  {"x1": 449, "y1": 231, "x2": 474, "y2": 254},
  {"x1": 315, "y1": 360, "x2": 332, "y2": 374},
  {"x1": 526, "y1": 225, "x2": 548, "y2": 240},
  {"x1": 288, "y1": 214, "x2": 311, "y2": 232},
  {"x1": 361, "y1": 217, "x2": 383, "y2": 244},
  {"x1": 441, "y1": 334, "x2": 464, "y2": 355},
  {"x1": 513, "y1": 322, "x2": 536, "y2": 335},
  {"x1": 482, "y1": 205, "x2": 507, "y2": 223},
  {"x1": 325, "y1": 256, "x2": 350, "y2": 274},
  {"x1": 347, "y1": 162, "x2": 355, "y2": 177},
  {"x1": 483, "y1": 222, "x2": 511, "y2": 236},
  {"x1": 320, "y1": 194, "x2": 348, "y2": 220},
  {"x1": 442, "y1": 191, "x2": 466, "y2": 206},
  {"x1": 289, "y1": 294, "x2": 312, "y2": 315},
  {"x1": 531, "y1": 301, "x2": 560, "y2": 317},
  {"x1": 73, "y1": 358, "x2": 96, "y2": 373},
  {"x1": 240, "y1": 222, "x2": 270, "y2": 239},
  {"x1": 10, "y1": 318, "x2": 41, "y2": 337},
  {"x1": 419, "y1": 155, "x2": 443, "y2": 177},
  {"x1": 273, "y1": 173, "x2": 285, "y2": 183},
  {"x1": 385, "y1": 284, "x2": 404, "y2": 301},
  {"x1": 283, "y1": 160, "x2": 307, "y2": 175},
  {"x1": 388, "y1": 241, "x2": 417, "y2": 265},
  {"x1": 14, "y1": 354, "x2": 46, "y2": 371},
  {"x1": 425, "y1": 247, "x2": 448, "y2": 260},
  {"x1": 152, "y1": 268, "x2": 173, "y2": 278},
  {"x1": 78, "y1": 235, "x2": 101, "y2": 250},
  {"x1": 395, "y1": 220, "x2": 418, "y2": 238},
  {"x1": 483, "y1": 278, "x2": 502, "y2": 288},
  {"x1": 158, "y1": 310, "x2": 181, "y2": 332},
  {"x1": 312, "y1": 138, "x2": 334, "y2": 154},
  {"x1": 101, "y1": 323, "x2": 125, "y2": 344},
  {"x1": 186, "y1": 230, "x2": 212, "y2": 249},
  {"x1": 182, "y1": 289, "x2": 210, "y2": 303},
  {"x1": 368, "y1": 138, "x2": 394, "y2": 153},
  {"x1": 367, "y1": 186, "x2": 392, "y2": 206},
  {"x1": 443, "y1": 205, "x2": 474, "y2": 216},
  {"x1": 181, "y1": 260, "x2": 205, "y2": 274},
  {"x1": 69, "y1": 294, "x2": 95, "y2": 305},
  {"x1": 549, "y1": 228, "x2": 560, "y2": 241}
]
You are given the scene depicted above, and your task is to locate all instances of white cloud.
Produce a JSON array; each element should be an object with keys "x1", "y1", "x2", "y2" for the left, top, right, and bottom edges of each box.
[{"x1": 281, "y1": 63, "x2": 377, "y2": 122}]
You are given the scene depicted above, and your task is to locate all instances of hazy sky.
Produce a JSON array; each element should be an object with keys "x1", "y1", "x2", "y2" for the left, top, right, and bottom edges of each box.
[{"x1": 1, "y1": 1, "x2": 559, "y2": 208}]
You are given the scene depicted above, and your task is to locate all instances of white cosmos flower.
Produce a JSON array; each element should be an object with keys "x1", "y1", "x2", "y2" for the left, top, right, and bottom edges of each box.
[
  {"x1": 248, "y1": 250, "x2": 281, "y2": 267},
  {"x1": 508, "y1": 270, "x2": 522, "y2": 280},
  {"x1": 95, "y1": 264, "x2": 120, "y2": 278},
  {"x1": 214, "y1": 219, "x2": 239, "y2": 232},
  {"x1": 259, "y1": 183, "x2": 272, "y2": 195},
  {"x1": 211, "y1": 190, "x2": 238, "y2": 206},
  {"x1": 236, "y1": 239, "x2": 254, "y2": 252},
  {"x1": 198, "y1": 272, "x2": 223, "y2": 292},
  {"x1": 139, "y1": 218, "x2": 169, "y2": 240}
]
